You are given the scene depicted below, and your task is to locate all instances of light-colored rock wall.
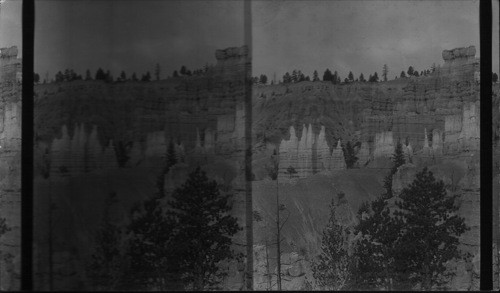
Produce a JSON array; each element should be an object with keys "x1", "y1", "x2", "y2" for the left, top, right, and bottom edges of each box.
[
  {"x1": 278, "y1": 124, "x2": 346, "y2": 179},
  {"x1": 49, "y1": 124, "x2": 118, "y2": 176}
]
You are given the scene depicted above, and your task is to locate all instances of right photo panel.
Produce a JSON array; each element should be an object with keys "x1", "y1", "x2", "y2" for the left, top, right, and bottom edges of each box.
[{"x1": 251, "y1": 0, "x2": 480, "y2": 290}]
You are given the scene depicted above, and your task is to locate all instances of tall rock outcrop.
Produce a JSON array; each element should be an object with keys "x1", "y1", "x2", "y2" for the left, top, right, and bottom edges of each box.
[
  {"x1": 278, "y1": 124, "x2": 346, "y2": 179},
  {"x1": 49, "y1": 124, "x2": 119, "y2": 176}
]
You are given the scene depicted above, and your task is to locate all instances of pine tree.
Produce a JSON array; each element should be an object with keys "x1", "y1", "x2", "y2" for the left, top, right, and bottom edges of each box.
[
  {"x1": 87, "y1": 192, "x2": 127, "y2": 290},
  {"x1": 394, "y1": 167, "x2": 469, "y2": 290},
  {"x1": 323, "y1": 69, "x2": 332, "y2": 82},
  {"x1": 180, "y1": 65, "x2": 187, "y2": 75},
  {"x1": 400, "y1": 71, "x2": 406, "y2": 78},
  {"x1": 348, "y1": 71, "x2": 354, "y2": 82},
  {"x1": 166, "y1": 167, "x2": 241, "y2": 290},
  {"x1": 95, "y1": 68, "x2": 105, "y2": 80},
  {"x1": 407, "y1": 66, "x2": 414, "y2": 76},
  {"x1": 353, "y1": 190, "x2": 403, "y2": 290},
  {"x1": 283, "y1": 72, "x2": 291, "y2": 83},
  {"x1": 359, "y1": 73, "x2": 365, "y2": 82},
  {"x1": 391, "y1": 141, "x2": 405, "y2": 175},
  {"x1": 120, "y1": 71, "x2": 127, "y2": 81},
  {"x1": 85, "y1": 69, "x2": 91, "y2": 80},
  {"x1": 131, "y1": 72, "x2": 138, "y2": 81},
  {"x1": 126, "y1": 174, "x2": 178, "y2": 290},
  {"x1": 173, "y1": 70, "x2": 179, "y2": 78},
  {"x1": 312, "y1": 196, "x2": 353, "y2": 290},
  {"x1": 313, "y1": 70, "x2": 320, "y2": 82},
  {"x1": 291, "y1": 70, "x2": 298, "y2": 83},
  {"x1": 166, "y1": 140, "x2": 177, "y2": 173},
  {"x1": 155, "y1": 63, "x2": 161, "y2": 81},
  {"x1": 259, "y1": 74, "x2": 268, "y2": 84},
  {"x1": 342, "y1": 141, "x2": 358, "y2": 168}
]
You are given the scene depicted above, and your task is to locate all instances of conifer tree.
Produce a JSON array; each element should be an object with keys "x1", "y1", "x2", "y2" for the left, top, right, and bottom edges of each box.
[
  {"x1": 407, "y1": 66, "x2": 415, "y2": 76},
  {"x1": 348, "y1": 71, "x2": 354, "y2": 82},
  {"x1": 394, "y1": 167, "x2": 469, "y2": 290},
  {"x1": 126, "y1": 174, "x2": 178, "y2": 290},
  {"x1": 155, "y1": 63, "x2": 161, "y2": 81},
  {"x1": 312, "y1": 196, "x2": 353, "y2": 290},
  {"x1": 359, "y1": 73, "x2": 365, "y2": 82},
  {"x1": 342, "y1": 141, "x2": 358, "y2": 168},
  {"x1": 391, "y1": 141, "x2": 405, "y2": 175},
  {"x1": 85, "y1": 69, "x2": 92, "y2": 80},
  {"x1": 283, "y1": 72, "x2": 292, "y2": 83},
  {"x1": 166, "y1": 140, "x2": 177, "y2": 173},
  {"x1": 353, "y1": 189, "x2": 403, "y2": 290},
  {"x1": 313, "y1": 70, "x2": 320, "y2": 82},
  {"x1": 323, "y1": 69, "x2": 333, "y2": 82},
  {"x1": 87, "y1": 192, "x2": 126, "y2": 290},
  {"x1": 400, "y1": 71, "x2": 406, "y2": 78},
  {"x1": 166, "y1": 167, "x2": 241, "y2": 290}
]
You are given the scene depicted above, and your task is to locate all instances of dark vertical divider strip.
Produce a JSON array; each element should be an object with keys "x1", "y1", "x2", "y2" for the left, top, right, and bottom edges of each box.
[
  {"x1": 244, "y1": 0, "x2": 253, "y2": 290},
  {"x1": 21, "y1": 0, "x2": 34, "y2": 290},
  {"x1": 480, "y1": 0, "x2": 493, "y2": 290}
]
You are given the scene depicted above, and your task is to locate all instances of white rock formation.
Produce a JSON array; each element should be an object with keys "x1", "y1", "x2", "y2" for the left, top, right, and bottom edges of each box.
[
  {"x1": 331, "y1": 140, "x2": 346, "y2": 170},
  {"x1": 373, "y1": 131, "x2": 394, "y2": 158}
]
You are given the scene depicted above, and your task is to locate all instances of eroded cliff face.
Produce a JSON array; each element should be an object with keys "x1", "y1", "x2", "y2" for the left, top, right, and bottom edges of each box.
[
  {"x1": 33, "y1": 46, "x2": 250, "y2": 290},
  {"x1": 0, "y1": 46, "x2": 21, "y2": 291},
  {"x1": 33, "y1": 45, "x2": 481, "y2": 290},
  {"x1": 252, "y1": 46, "x2": 480, "y2": 290}
]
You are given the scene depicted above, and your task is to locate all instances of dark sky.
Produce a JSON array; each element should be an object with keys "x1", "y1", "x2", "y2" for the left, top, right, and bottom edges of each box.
[
  {"x1": 34, "y1": 0, "x2": 245, "y2": 79},
  {"x1": 0, "y1": 0, "x2": 495, "y2": 80},
  {"x1": 253, "y1": 0, "x2": 483, "y2": 80}
]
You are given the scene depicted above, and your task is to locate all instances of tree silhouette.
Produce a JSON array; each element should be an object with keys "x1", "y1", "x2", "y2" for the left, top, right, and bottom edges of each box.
[
  {"x1": 359, "y1": 73, "x2": 365, "y2": 82},
  {"x1": 407, "y1": 66, "x2": 414, "y2": 76},
  {"x1": 400, "y1": 71, "x2": 406, "y2": 78},
  {"x1": 126, "y1": 173, "x2": 178, "y2": 290},
  {"x1": 283, "y1": 72, "x2": 291, "y2": 84},
  {"x1": 85, "y1": 69, "x2": 92, "y2": 81},
  {"x1": 120, "y1": 71, "x2": 127, "y2": 81},
  {"x1": 313, "y1": 70, "x2": 320, "y2": 82},
  {"x1": 323, "y1": 69, "x2": 333, "y2": 82},
  {"x1": 180, "y1": 65, "x2": 187, "y2": 75},
  {"x1": 391, "y1": 141, "x2": 405, "y2": 175},
  {"x1": 259, "y1": 74, "x2": 268, "y2": 84},
  {"x1": 312, "y1": 196, "x2": 353, "y2": 290},
  {"x1": 155, "y1": 63, "x2": 161, "y2": 81},
  {"x1": 348, "y1": 71, "x2": 354, "y2": 82},
  {"x1": 166, "y1": 167, "x2": 241, "y2": 290},
  {"x1": 87, "y1": 192, "x2": 126, "y2": 290},
  {"x1": 342, "y1": 141, "x2": 358, "y2": 168},
  {"x1": 95, "y1": 68, "x2": 105, "y2": 81},
  {"x1": 131, "y1": 72, "x2": 138, "y2": 81},
  {"x1": 395, "y1": 167, "x2": 469, "y2": 290}
]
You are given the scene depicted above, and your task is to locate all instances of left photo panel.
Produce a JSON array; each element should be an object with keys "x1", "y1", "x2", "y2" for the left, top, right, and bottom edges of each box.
[
  {"x1": 0, "y1": 0, "x2": 22, "y2": 291},
  {"x1": 33, "y1": 0, "x2": 251, "y2": 290}
]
